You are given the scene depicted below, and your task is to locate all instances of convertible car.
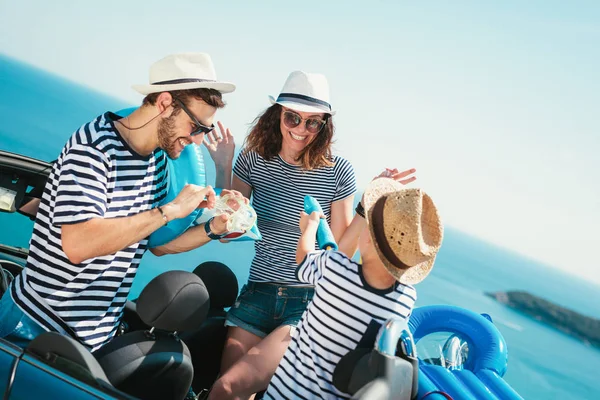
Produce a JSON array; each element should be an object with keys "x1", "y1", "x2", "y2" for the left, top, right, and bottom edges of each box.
[
  {"x1": 0, "y1": 149, "x2": 522, "y2": 400},
  {"x1": 0, "y1": 150, "x2": 240, "y2": 400}
]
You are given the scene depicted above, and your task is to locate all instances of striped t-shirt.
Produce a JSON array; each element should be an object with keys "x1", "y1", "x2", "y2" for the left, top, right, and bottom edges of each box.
[
  {"x1": 264, "y1": 251, "x2": 417, "y2": 400},
  {"x1": 11, "y1": 112, "x2": 168, "y2": 351},
  {"x1": 233, "y1": 151, "x2": 356, "y2": 284}
]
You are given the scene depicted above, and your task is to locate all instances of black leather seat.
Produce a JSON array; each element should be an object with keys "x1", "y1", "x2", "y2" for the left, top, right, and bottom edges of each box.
[
  {"x1": 27, "y1": 331, "x2": 111, "y2": 387},
  {"x1": 180, "y1": 261, "x2": 239, "y2": 393},
  {"x1": 94, "y1": 270, "x2": 210, "y2": 400}
]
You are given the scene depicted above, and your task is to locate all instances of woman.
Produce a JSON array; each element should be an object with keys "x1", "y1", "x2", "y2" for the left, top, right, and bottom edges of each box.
[
  {"x1": 206, "y1": 71, "x2": 415, "y2": 399},
  {"x1": 206, "y1": 71, "x2": 355, "y2": 399}
]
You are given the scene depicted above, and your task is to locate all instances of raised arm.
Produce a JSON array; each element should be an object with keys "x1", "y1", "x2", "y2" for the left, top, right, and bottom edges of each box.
[
  {"x1": 297, "y1": 211, "x2": 321, "y2": 264},
  {"x1": 337, "y1": 168, "x2": 417, "y2": 258},
  {"x1": 206, "y1": 121, "x2": 236, "y2": 190},
  {"x1": 329, "y1": 195, "x2": 355, "y2": 256}
]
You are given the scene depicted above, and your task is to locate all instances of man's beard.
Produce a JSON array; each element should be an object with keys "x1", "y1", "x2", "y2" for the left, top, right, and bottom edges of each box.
[{"x1": 157, "y1": 115, "x2": 180, "y2": 159}]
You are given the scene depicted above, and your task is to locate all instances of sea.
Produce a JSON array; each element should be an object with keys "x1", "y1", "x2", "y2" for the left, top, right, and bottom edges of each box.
[{"x1": 1, "y1": 54, "x2": 599, "y2": 399}]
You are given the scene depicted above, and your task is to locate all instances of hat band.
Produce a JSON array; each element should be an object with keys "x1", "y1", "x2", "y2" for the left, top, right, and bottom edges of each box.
[
  {"x1": 276, "y1": 93, "x2": 331, "y2": 112},
  {"x1": 151, "y1": 78, "x2": 216, "y2": 85},
  {"x1": 371, "y1": 196, "x2": 411, "y2": 271}
]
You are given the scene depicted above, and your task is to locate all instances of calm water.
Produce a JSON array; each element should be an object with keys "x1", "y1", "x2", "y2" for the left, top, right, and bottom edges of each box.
[{"x1": 2, "y1": 55, "x2": 599, "y2": 399}]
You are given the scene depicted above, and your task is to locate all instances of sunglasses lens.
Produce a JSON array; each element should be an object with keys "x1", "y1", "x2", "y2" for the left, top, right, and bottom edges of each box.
[
  {"x1": 191, "y1": 125, "x2": 212, "y2": 136},
  {"x1": 306, "y1": 119, "x2": 324, "y2": 134},
  {"x1": 283, "y1": 112, "x2": 301, "y2": 129}
]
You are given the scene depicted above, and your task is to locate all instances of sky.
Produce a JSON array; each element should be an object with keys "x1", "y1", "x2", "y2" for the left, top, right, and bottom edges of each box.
[{"x1": 1, "y1": 0, "x2": 598, "y2": 284}]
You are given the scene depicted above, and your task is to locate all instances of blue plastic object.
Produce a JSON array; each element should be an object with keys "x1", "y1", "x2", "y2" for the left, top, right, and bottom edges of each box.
[
  {"x1": 408, "y1": 305, "x2": 523, "y2": 400},
  {"x1": 115, "y1": 107, "x2": 261, "y2": 246},
  {"x1": 148, "y1": 143, "x2": 207, "y2": 247},
  {"x1": 115, "y1": 108, "x2": 206, "y2": 247},
  {"x1": 194, "y1": 188, "x2": 262, "y2": 242},
  {"x1": 303, "y1": 196, "x2": 338, "y2": 250}
]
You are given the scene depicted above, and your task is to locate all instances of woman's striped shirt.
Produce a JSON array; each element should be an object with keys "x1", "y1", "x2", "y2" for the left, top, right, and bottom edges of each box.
[{"x1": 233, "y1": 151, "x2": 356, "y2": 284}]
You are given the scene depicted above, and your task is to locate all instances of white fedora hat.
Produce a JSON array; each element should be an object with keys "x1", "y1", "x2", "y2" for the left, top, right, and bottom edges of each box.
[
  {"x1": 269, "y1": 71, "x2": 335, "y2": 115},
  {"x1": 132, "y1": 52, "x2": 235, "y2": 95},
  {"x1": 363, "y1": 179, "x2": 444, "y2": 285}
]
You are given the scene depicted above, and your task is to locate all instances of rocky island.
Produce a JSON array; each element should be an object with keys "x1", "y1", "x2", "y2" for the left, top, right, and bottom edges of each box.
[{"x1": 485, "y1": 290, "x2": 600, "y2": 349}]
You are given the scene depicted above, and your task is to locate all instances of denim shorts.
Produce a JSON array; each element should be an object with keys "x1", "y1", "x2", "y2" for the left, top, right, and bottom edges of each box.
[
  {"x1": 0, "y1": 289, "x2": 47, "y2": 348},
  {"x1": 225, "y1": 282, "x2": 314, "y2": 338}
]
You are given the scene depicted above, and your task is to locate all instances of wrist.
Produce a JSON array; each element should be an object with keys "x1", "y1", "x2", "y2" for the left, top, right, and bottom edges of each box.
[
  {"x1": 215, "y1": 162, "x2": 233, "y2": 171},
  {"x1": 204, "y1": 217, "x2": 227, "y2": 240},
  {"x1": 355, "y1": 202, "x2": 365, "y2": 219},
  {"x1": 157, "y1": 205, "x2": 169, "y2": 226},
  {"x1": 210, "y1": 216, "x2": 228, "y2": 235}
]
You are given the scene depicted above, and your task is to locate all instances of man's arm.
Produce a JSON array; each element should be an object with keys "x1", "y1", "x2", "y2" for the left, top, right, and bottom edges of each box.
[
  {"x1": 62, "y1": 184, "x2": 216, "y2": 264},
  {"x1": 62, "y1": 208, "x2": 170, "y2": 264},
  {"x1": 150, "y1": 214, "x2": 228, "y2": 256}
]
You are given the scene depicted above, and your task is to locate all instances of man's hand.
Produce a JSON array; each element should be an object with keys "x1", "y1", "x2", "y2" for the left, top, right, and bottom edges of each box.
[
  {"x1": 164, "y1": 184, "x2": 216, "y2": 221},
  {"x1": 212, "y1": 189, "x2": 250, "y2": 236}
]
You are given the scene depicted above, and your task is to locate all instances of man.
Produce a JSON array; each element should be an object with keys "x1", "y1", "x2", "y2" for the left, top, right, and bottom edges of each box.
[{"x1": 0, "y1": 52, "x2": 243, "y2": 352}]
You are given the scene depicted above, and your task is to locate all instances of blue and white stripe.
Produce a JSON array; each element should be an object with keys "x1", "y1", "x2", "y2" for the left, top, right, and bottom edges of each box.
[
  {"x1": 276, "y1": 93, "x2": 332, "y2": 113},
  {"x1": 233, "y1": 151, "x2": 356, "y2": 284},
  {"x1": 11, "y1": 112, "x2": 168, "y2": 351},
  {"x1": 264, "y1": 251, "x2": 417, "y2": 399}
]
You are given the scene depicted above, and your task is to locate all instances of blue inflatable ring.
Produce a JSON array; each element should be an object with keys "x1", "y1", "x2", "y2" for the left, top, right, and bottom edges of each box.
[{"x1": 115, "y1": 107, "x2": 206, "y2": 247}]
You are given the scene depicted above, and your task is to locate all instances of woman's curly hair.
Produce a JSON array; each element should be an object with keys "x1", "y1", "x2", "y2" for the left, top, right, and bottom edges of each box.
[{"x1": 243, "y1": 104, "x2": 334, "y2": 170}]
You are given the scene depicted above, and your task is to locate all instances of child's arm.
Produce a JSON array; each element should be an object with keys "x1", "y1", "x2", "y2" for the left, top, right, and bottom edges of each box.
[{"x1": 296, "y1": 211, "x2": 322, "y2": 264}]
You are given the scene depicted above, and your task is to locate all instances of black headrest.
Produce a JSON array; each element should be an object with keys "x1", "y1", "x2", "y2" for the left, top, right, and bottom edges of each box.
[
  {"x1": 332, "y1": 347, "x2": 372, "y2": 394},
  {"x1": 193, "y1": 261, "x2": 238, "y2": 309},
  {"x1": 27, "y1": 331, "x2": 110, "y2": 384},
  {"x1": 137, "y1": 270, "x2": 210, "y2": 332}
]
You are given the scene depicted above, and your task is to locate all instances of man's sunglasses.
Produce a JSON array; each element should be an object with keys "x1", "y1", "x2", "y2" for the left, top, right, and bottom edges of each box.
[
  {"x1": 174, "y1": 98, "x2": 215, "y2": 136},
  {"x1": 282, "y1": 110, "x2": 327, "y2": 134}
]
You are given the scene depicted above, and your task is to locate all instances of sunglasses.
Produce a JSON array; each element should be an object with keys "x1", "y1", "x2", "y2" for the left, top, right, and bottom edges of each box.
[
  {"x1": 174, "y1": 98, "x2": 215, "y2": 136},
  {"x1": 282, "y1": 110, "x2": 327, "y2": 134}
]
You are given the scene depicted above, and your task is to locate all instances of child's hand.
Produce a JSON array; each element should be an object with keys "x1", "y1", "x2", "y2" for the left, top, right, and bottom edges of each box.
[
  {"x1": 299, "y1": 211, "x2": 324, "y2": 233},
  {"x1": 362, "y1": 168, "x2": 417, "y2": 205},
  {"x1": 374, "y1": 168, "x2": 417, "y2": 184}
]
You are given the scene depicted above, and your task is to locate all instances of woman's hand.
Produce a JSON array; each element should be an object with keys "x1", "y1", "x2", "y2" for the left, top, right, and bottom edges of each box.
[{"x1": 205, "y1": 121, "x2": 235, "y2": 167}]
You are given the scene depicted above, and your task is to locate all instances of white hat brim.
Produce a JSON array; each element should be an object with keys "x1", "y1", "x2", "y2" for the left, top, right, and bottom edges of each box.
[
  {"x1": 269, "y1": 96, "x2": 336, "y2": 116},
  {"x1": 132, "y1": 81, "x2": 236, "y2": 95}
]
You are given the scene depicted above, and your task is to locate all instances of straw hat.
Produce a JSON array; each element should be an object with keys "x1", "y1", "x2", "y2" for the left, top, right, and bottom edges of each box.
[
  {"x1": 132, "y1": 53, "x2": 235, "y2": 95},
  {"x1": 363, "y1": 179, "x2": 443, "y2": 284},
  {"x1": 269, "y1": 70, "x2": 335, "y2": 115}
]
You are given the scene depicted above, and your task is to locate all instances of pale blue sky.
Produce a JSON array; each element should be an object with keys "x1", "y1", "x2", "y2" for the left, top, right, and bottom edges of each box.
[{"x1": 1, "y1": 0, "x2": 598, "y2": 283}]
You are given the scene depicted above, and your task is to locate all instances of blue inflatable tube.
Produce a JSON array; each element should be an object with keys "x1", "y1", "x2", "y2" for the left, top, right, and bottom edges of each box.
[
  {"x1": 409, "y1": 305, "x2": 523, "y2": 400},
  {"x1": 115, "y1": 107, "x2": 261, "y2": 247},
  {"x1": 148, "y1": 143, "x2": 207, "y2": 247},
  {"x1": 115, "y1": 108, "x2": 205, "y2": 247}
]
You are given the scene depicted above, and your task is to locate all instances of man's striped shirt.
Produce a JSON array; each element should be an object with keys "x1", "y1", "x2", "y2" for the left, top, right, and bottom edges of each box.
[
  {"x1": 11, "y1": 112, "x2": 168, "y2": 351},
  {"x1": 264, "y1": 250, "x2": 417, "y2": 399},
  {"x1": 233, "y1": 151, "x2": 356, "y2": 284}
]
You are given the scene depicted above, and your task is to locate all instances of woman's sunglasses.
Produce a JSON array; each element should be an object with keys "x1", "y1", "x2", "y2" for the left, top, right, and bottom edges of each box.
[
  {"x1": 282, "y1": 110, "x2": 327, "y2": 134},
  {"x1": 174, "y1": 98, "x2": 215, "y2": 136}
]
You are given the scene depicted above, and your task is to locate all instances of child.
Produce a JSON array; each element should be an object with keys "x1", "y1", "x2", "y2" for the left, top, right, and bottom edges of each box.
[{"x1": 263, "y1": 178, "x2": 444, "y2": 399}]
